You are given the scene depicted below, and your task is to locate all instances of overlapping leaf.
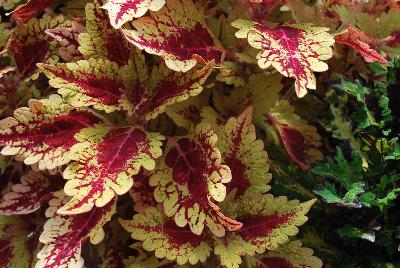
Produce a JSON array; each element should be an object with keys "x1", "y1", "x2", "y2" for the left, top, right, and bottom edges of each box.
[
  {"x1": 36, "y1": 191, "x2": 116, "y2": 268},
  {"x1": 79, "y1": 0, "x2": 133, "y2": 65},
  {"x1": 0, "y1": 171, "x2": 61, "y2": 215},
  {"x1": 59, "y1": 125, "x2": 164, "y2": 214},
  {"x1": 102, "y1": 0, "x2": 166, "y2": 29},
  {"x1": 122, "y1": 0, "x2": 225, "y2": 72},
  {"x1": 120, "y1": 207, "x2": 212, "y2": 265},
  {"x1": 217, "y1": 108, "x2": 271, "y2": 198},
  {"x1": 6, "y1": 16, "x2": 66, "y2": 79},
  {"x1": 150, "y1": 123, "x2": 242, "y2": 236},
  {"x1": 9, "y1": 0, "x2": 54, "y2": 24},
  {"x1": 0, "y1": 95, "x2": 101, "y2": 170},
  {"x1": 214, "y1": 194, "x2": 316, "y2": 268},
  {"x1": 129, "y1": 170, "x2": 158, "y2": 213},
  {"x1": 232, "y1": 21, "x2": 334, "y2": 97},
  {"x1": 267, "y1": 100, "x2": 323, "y2": 170}
]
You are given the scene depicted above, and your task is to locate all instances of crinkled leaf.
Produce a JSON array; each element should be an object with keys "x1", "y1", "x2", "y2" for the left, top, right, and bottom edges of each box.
[
  {"x1": 150, "y1": 123, "x2": 242, "y2": 236},
  {"x1": 36, "y1": 191, "x2": 116, "y2": 268},
  {"x1": 0, "y1": 171, "x2": 61, "y2": 215},
  {"x1": 102, "y1": 0, "x2": 166, "y2": 29},
  {"x1": 0, "y1": 95, "x2": 101, "y2": 170},
  {"x1": 214, "y1": 194, "x2": 315, "y2": 268},
  {"x1": 79, "y1": 0, "x2": 133, "y2": 65},
  {"x1": 218, "y1": 107, "x2": 271, "y2": 198},
  {"x1": 267, "y1": 100, "x2": 323, "y2": 170},
  {"x1": 6, "y1": 16, "x2": 66, "y2": 79},
  {"x1": 122, "y1": 0, "x2": 225, "y2": 72},
  {"x1": 232, "y1": 20, "x2": 334, "y2": 97},
  {"x1": 9, "y1": 0, "x2": 54, "y2": 24},
  {"x1": 59, "y1": 125, "x2": 164, "y2": 214},
  {"x1": 120, "y1": 207, "x2": 212, "y2": 265}
]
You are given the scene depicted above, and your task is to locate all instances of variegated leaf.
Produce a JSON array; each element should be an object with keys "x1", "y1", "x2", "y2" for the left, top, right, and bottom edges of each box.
[
  {"x1": 0, "y1": 95, "x2": 101, "y2": 170},
  {"x1": 102, "y1": 0, "x2": 166, "y2": 29},
  {"x1": 267, "y1": 100, "x2": 323, "y2": 170},
  {"x1": 120, "y1": 207, "x2": 212, "y2": 265},
  {"x1": 218, "y1": 107, "x2": 271, "y2": 198},
  {"x1": 79, "y1": 0, "x2": 133, "y2": 65},
  {"x1": 9, "y1": 0, "x2": 54, "y2": 24},
  {"x1": 232, "y1": 20, "x2": 334, "y2": 97},
  {"x1": 59, "y1": 125, "x2": 164, "y2": 214},
  {"x1": 150, "y1": 123, "x2": 242, "y2": 237},
  {"x1": 0, "y1": 171, "x2": 61, "y2": 215},
  {"x1": 36, "y1": 191, "x2": 116, "y2": 268},
  {"x1": 214, "y1": 194, "x2": 316, "y2": 268},
  {"x1": 6, "y1": 16, "x2": 66, "y2": 79},
  {"x1": 122, "y1": 0, "x2": 225, "y2": 72},
  {"x1": 129, "y1": 170, "x2": 158, "y2": 213}
]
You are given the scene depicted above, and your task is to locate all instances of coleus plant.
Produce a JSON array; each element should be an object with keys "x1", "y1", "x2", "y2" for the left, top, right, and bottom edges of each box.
[{"x1": 0, "y1": 0, "x2": 399, "y2": 267}]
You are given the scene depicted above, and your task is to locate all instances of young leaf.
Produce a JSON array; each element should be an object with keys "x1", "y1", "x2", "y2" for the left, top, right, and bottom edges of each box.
[
  {"x1": 257, "y1": 240, "x2": 323, "y2": 268},
  {"x1": 102, "y1": 0, "x2": 166, "y2": 29},
  {"x1": 218, "y1": 107, "x2": 272, "y2": 198},
  {"x1": 150, "y1": 123, "x2": 242, "y2": 237},
  {"x1": 0, "y1": 95, "x2": 101, "y2": 170},
  {"x1": 267, "y1": 101, "x2": 323, "y2": 170},
  {"x1": 214, "y1": 194, "x2": 316, "y2": 268},
  {"x1": 120, "y1": 207, "x2": 212, "y2": 265},
  {"x1": 36, "y1": 191, "x2": 116, "y2": 268},
  {"x1": 335, "y1": 26, "x2": 387, "y2": 64},
  {"x1": 0, "y1": 171, "x2": 61, "y2": 215},
  {"x1": 232, "y1": 20, "x2": 334, "y2": 97},
  {"x1": 78, "y1": 0, "x2": 133, "y2": 65},
  {"x1": 6, "y1": 16, "x2": 66, "y2": 79},
  {"x1": 59, "y1": 125, "x2": 164, "y2": 214},
  {"x1": 122, "y1": 0, "x2": 225, "y2": 72},
  {"x1": 39, "y1": 58, "x2": 131, "y2": 113},
  {"x1": 129, "y1": 171, "x2": 158, "y2": 213},
  {"x1": 9, "y1": 0, "x2": 54, "y2": 24}
]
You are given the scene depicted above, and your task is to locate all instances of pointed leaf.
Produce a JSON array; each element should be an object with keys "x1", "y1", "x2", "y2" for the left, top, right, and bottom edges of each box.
[
  {"x1": 267, "y1": 100, "x2": 323, "y2": 170},
  {"x1": 59, "y1": 125, "x2": 164, "y2": 214},
  {"x1": 150, "y1": 123, "x2": 242, "y2": 237},
  {"x1": 232, "y1": 20, "x2": 334, "y2": 97},
  {"x1": 36, "y1": 191, "x2": 116, "y2": 268},
  {"x1": 0, "y1": 171, "x2": 61, "y2": 215},
  {"x1": 214, "y1": 194, "x2": 316, "y2": 268},
  {"x1": 102, "y1": 0, "x2": 166, "y2": 29},
  {"x1": 6, "y1": 16, "x2": 66, "y2": 79},
  {"x1": 335, "y1": 26, "x2": 387, "y2": 64},
  {"x1": 120, "y1": 207, "x2": 212, "y2": 265},
  {"x1": 218, "y1": 107, "x2": 272, "y2": 198},
  {"x1": 122, "y1": 0, "x2": 225, "y2": 72},
  {"x1": 0, "y1": 95, "x2": 101, "y2": 170},
  {"x1": 79, "y1": 0, "x2": 133, "y2": 65},
  {"x1": 10, "y1": 0, "x2": 54, "y2": 24}
]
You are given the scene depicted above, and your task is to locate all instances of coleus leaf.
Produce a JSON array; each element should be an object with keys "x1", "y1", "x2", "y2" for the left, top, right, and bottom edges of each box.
[
  {"x1": 217, "y1": 107, "x2": 272, "y2": 198},
  {"x1": 45, "y1": 20, "x2": 85, "y2": 62},
  {"x1": 335, "y1": 26, "x2": 387, "y2": 64},
  {"x1": 124, "y1": 62, "x2": 214, "y2": 120},
  {"x1": 256, "y1": 240, "x2": 323, "y2": 268},
  {"x1": 266, "y1": 100, "x2": 323, "y2": 170},
  {"x1": 6, "y1": 16, "x2": 66, "y2": 79},
  {"x1": 0, "y1": 171, "x2": 61, "y2": 215},
  {"x1": 122, "y1": 0, "x2": 225, "y2": 72},
  {"x1": 36, "y1": 191, "x2": 116, "y2": 268},
  {"x1": 39, "y1": 58, "x2": 132, "y2": 113},
  {"x1": 120, "y1": 207, "x2": 212, "y2": 265},
  {"x1": 129, "y1": 170, "x2": 158, "y2": 213},
  {"x1": 9, "y1": 0, "x2": 54, "y2": 24},
  {"x1": 0, "y1": 95, "x2": 101, "y2": 170},
  {"x1": 232, "y1": 20, "x2": 335, "y2": 97},
  {"x1": 79, "y1": 0, "x2": 133, "y2": 66},
  {"x1": 0, "y1": 215, "x2": 41, "y2": 268},
  {"x1": 150, "y1": 123, "x2": 242, "y2": 236},
  {"x1": 214, "y1": 194, "x2": 316, "y2": 268},
  {"x1": 102, "y1": 0, "x2": 166, "y2": 29},
  {"x1": 59, "y1": 125, "x2": 164, "y2": 214}
]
